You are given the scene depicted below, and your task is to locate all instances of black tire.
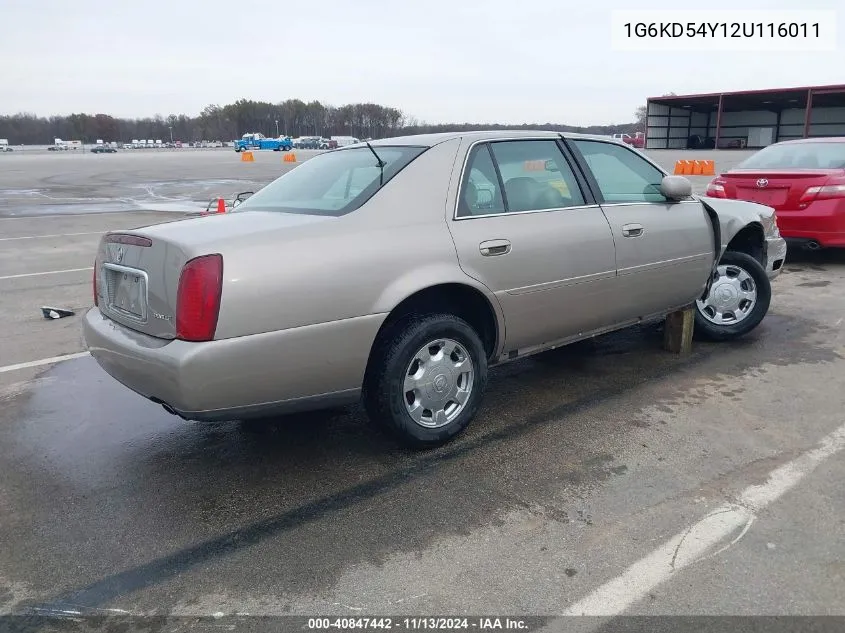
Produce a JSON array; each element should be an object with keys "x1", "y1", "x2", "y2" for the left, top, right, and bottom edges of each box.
[
  {"x1": 694, "y1": 251, "x2": 772, "y2": 341},
  {"x1": 363, "y1": 313, "x2": 488, "y2": 449}
]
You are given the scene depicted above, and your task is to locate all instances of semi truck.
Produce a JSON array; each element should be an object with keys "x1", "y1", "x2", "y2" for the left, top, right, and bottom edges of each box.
[{"x1": 233, "y1": 133, "x2": 293, "y2": 152}]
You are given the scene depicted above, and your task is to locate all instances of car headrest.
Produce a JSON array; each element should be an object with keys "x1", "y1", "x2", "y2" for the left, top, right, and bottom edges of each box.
[{"x1": 504, "y1": 177, "x2": 536, "y2": 210}]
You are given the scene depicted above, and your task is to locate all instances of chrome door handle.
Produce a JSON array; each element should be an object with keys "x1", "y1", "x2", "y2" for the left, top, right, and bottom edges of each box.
[
  {"x1": 479, "y1": 239, "x2": 511, "y2": 256},
  {"x1": 622, "y1": 223, "x2": 644, "y2": 237}
]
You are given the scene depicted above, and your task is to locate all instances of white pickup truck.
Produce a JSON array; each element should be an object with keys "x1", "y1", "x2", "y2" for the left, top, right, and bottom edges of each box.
[{"x1": 611, "y1": 132, "x2": 645, "y2": 148}]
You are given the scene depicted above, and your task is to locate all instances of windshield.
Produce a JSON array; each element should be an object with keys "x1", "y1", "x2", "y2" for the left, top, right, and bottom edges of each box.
[
  {"x1": 233, "y1": 145, "x2": 426, "y2": 216},
  {"x1": 737, "y1": 142, "x2": 845, "y2": 170}
]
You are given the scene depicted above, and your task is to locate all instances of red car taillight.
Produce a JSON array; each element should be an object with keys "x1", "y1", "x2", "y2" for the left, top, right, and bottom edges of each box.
[
  {"x1": 705, "y1": 180, "x2": 726, "y2": 198},
  {"x1": 799, "y1": 184, "x2": 845, "y2": 204},
  {"x1": 175, "y1": 254, "x2": 223, "y2": 342}
]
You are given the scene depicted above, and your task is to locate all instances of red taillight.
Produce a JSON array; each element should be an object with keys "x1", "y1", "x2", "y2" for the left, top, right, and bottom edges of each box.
[
  {"x1": 799, "y1": 184, "x2": 845, "y2": 203},
  {"x1": 175, "y1": 254, "x2": 223, "y2": 342},
  {"x1": 705, "y1": 180, "x2": 726, "y2": 198}
]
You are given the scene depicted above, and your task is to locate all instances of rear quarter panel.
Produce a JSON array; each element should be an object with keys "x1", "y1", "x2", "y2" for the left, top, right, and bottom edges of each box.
[{"x1": 211, "y1": 137, "x2": 499, "y2": 340}]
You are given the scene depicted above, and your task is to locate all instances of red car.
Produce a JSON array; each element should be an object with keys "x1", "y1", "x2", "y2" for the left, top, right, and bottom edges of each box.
[
  {"x1": 611, "y1": 132, "x2": 645, "y2": 148},
  {"x1": 705, "y1": 137, "x2": 845, "y2": 250}
]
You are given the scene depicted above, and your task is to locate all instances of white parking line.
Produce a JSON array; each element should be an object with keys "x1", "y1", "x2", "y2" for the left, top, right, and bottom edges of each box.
[
  {"x1": 0, "y1": 352, "x2": 90, "y2": 374},
  {"x1": 0, "y1": 267, "x2": 93, "y2": 281},
  {"x1": 561, "y1": 421, "x2": 845, "y2": 616},
  {"x1": 0, "y1": 231, "x2": 102, "y2": 242}
]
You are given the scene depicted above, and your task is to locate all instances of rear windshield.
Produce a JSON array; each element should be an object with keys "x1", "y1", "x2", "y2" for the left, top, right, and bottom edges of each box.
[
  {"x1": 234, "y1": 145, "x2": 426, "y2": 216},
  {"x1": 737, "y1": 142, "x2": 845, "y2": 170}
]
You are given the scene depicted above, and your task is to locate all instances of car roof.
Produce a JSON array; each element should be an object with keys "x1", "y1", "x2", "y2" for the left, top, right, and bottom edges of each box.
[
  {"x1": 367, "y1": 129, "x2": 627, "y2": 147},
  {"x1": 775, "y1": 137, "x2": 845, "y2": 145}
]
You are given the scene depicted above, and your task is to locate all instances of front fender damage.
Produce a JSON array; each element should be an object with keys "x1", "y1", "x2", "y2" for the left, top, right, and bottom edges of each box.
[{"x1": 697, "y1": 196, "x2": 773, "y2": 300}]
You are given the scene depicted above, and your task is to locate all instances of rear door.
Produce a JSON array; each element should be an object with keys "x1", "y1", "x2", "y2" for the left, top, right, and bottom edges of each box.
[
  {"x1": 447, "y1": 138, "x2": 619, "y2": 355},
  {"x1": 567, "y1": 138, "x2": 716, "y2": 319}
]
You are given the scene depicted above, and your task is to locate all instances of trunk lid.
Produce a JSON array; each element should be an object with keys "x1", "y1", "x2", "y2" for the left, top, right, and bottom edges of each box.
[
  {"x1": 95, "y1": 211, "x2": 333, "y2": 339},
  {"x1": 719, "y1": 169, "x2": 841, "y2": 210}
]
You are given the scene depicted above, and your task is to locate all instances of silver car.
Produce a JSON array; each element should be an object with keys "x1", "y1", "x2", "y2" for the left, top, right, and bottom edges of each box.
[{"x1": 83, "y1": 131, "x2": 787, "y2": 447}]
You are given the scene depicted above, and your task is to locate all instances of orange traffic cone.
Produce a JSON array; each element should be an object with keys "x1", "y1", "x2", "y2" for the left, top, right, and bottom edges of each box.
[{"x1": 216, "y1": 198, "x2": 226, "y2": 214}]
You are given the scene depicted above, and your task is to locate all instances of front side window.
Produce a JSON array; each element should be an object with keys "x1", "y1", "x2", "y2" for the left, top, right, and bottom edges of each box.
[
  {"x1": 490, "y1": 140, "x2": 586, "y2": 212},
  {"x1": 571, "y1": 140, "x2": 667, "y2": 203},
  {"x1": 234, "y1": 145, "x2": 426, "y2": 216}
]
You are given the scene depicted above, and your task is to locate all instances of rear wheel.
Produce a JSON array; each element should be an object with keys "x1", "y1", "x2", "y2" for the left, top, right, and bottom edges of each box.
[
  {"x1": 363, "y1": 313, "x2": 488, "y2": 449},
  {"x1": 694, "y1": 251, "x2": 771, "y2": 341}
]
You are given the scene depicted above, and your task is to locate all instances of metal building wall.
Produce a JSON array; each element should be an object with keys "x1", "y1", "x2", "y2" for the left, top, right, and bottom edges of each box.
[{"x1": 646, "y1": 102, "x2": 845, "y2": 149}]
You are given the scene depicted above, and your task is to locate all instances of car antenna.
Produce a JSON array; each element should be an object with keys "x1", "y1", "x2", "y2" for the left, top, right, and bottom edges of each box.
[{"x1": 366, "y1": 141, "x2": 386, "y2": 185}]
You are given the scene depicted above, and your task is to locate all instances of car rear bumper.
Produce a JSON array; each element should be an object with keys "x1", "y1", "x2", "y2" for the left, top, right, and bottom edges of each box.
[
  {"x1": 765, "y1": 235, "x2": 787, "y2": 280},
  {"x1": 777, "y1": 199, "x2": 845, "y2": 248},
  {"x1": 83, "y1": 308, "x2": 385, "y2": 421},
  {"x1": 783, "y1": 233, "x2": 845, "y2": 248}
]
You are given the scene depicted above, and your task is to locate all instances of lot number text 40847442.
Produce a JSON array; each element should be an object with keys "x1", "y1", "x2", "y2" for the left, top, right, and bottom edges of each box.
[{"x1": 307, "y1": 617, "x2": 530, "y2": 630}]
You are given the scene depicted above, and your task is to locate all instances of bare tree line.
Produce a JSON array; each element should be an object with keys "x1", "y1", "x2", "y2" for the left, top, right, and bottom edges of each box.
[{"x1": 0, "y1": 98, "x2": 641, "y2": 145}]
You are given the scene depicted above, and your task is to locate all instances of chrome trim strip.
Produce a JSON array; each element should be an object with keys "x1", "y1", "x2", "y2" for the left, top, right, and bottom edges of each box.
[
  {"x1": 616, "y1": 252, "x2": 712, "y2": 276},
  {"x1": 455, "y1": 203, "x2": 602, "y2": 220},
  {"x1": 506, "y1": 269, "x2": 617, "y2": 296},
  {"x1": 599, "y1": 199, "x2": 699, "y2": 208}
]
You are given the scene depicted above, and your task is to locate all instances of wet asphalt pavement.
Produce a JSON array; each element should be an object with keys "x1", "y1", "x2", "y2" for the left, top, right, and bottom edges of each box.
[
  {"x1": 0, "y1": 148, "x2": 843, "y2": 626},
  {"x1": 0, "y1": 147, "x2": 314, "y2": 217}
]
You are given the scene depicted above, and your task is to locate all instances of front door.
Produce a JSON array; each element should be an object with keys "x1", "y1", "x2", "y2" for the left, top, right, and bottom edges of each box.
[
  {"x1": 568, "y1": 138, "x2": 716, "y2": 319},
  {"x1": 447, "y1": 138, "x2": 619, "y2": 355}
]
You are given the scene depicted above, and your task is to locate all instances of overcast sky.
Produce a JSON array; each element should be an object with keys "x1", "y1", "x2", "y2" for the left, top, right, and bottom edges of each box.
[{"x1": 0, "y1": 0, "x2": 840, "y2": 125}]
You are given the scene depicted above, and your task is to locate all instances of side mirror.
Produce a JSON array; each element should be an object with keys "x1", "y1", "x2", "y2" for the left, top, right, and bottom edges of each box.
[
  {"x1": 232, "y1": 191, "x2": 254, "y2": 209},
  {"x1": 660, "y1": 175, "x2": 693, "y2": 201}
]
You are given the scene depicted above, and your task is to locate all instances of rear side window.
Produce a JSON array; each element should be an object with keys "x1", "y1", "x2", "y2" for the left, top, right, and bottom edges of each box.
[
  {"x1": 458, "y1": 144, "x2": 506, "y2": 216},
  {"x1": 571, "y1": 140, "x2": 667, "y2": 203},
  {"x1": 490, "y1": 140, "x2": 586, "y2": 212},
  {"x1": 235, "y1": 145, "x2": 426, "y2": 216},
  {"x1": 737, "y1": 142, "x2": 845, "y2": 169},
  {"x1": 457, "y1": 139, "x2": 586, "y2": 217}
]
